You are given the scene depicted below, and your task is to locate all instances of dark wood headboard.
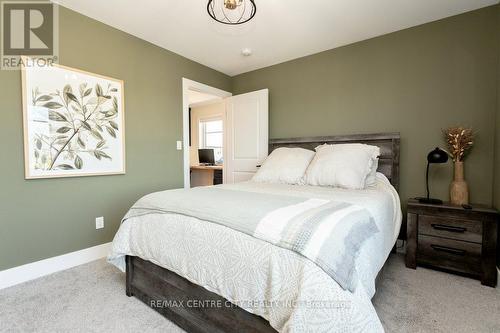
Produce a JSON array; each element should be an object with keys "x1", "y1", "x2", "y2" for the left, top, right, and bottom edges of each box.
[{"x1": 269, "y1": 132, "x2": 400, "y2": 191}]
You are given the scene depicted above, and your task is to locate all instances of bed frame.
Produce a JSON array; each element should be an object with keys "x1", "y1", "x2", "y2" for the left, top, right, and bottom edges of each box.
[{"x1": 126, "y1": 132, "x2": 401, "y2": 333}]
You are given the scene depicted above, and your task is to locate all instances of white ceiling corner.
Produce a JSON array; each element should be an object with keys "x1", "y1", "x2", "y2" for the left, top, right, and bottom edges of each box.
[{"x1": 55, "y1": 0, "x2": 498, "y2": 76}]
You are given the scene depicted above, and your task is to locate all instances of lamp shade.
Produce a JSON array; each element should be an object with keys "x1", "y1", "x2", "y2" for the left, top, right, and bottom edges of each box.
[{"x1": 427, "y1": 147, "x2": 448, "y2": 164}]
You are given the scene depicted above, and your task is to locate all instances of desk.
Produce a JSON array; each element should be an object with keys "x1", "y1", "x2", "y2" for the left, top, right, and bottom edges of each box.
[
  {"x1": 190, "y1": 165, "x2": 223, "y2": 187},
  {"x1": 190, "y1": 165, "x2": 223, "y2": 171}
]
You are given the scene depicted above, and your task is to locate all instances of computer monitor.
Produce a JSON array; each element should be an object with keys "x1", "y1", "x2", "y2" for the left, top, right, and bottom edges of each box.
[{"x1": 198, "y1": 149, "x2": 215, "y2": 165}]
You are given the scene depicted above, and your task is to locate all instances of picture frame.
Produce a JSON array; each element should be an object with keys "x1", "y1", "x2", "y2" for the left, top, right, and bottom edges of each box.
[{"x1": 21, "y1": 58, "x2": 126, "y2": 179}]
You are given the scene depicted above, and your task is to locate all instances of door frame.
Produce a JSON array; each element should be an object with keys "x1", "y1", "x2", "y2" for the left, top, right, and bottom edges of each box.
[{"x1": 182, "y1": 78, "x2": 232, "y2": 188}]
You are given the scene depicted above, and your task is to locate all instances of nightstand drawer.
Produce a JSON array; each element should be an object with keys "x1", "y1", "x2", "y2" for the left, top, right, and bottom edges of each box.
[
  {"x1": 418, "y1": 215, "x2": 482, "y2": 243},
  {"x1": 417, "y1": 235, "x2": 481, "y2": 276}
]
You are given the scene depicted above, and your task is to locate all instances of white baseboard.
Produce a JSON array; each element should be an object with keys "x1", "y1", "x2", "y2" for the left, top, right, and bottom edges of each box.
[{"x1": 0, "y1": 242, "x2": 111, "y2": 290}]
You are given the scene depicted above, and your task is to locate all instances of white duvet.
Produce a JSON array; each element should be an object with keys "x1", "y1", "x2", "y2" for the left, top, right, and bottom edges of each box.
[{"x1": 108, "y1": 173, "x2": 401, "y2": 332}]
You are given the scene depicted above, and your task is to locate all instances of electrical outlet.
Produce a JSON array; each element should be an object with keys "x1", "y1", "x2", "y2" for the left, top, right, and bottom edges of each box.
[
  {"x1": 176, "y1": 141, "x2": 183, "y2": 150},
  {"x1": 95, "y1": 216, "x2": 104, "y2": 230}
]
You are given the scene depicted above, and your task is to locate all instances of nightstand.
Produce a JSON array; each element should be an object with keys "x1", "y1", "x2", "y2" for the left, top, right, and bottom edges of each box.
[{"x1": 406, "y1": 199, "x2": 499, "y2": 287}]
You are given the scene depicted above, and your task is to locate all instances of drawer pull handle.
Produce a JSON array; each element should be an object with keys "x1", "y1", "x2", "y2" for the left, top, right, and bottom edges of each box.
[
  {"x1": 430, "y1": 244, "x2": 466, "y2": 256},
  {"x1": 431, "y1": 224, "x2": 466, "y2": 233}
]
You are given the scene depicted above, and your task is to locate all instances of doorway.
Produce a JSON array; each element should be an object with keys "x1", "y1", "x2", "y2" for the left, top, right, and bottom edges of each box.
[
  {"x1": 182, "y1": 78, "x2": 269, "y2": 189},
  {"x1": 182, "y1": 78, "x2": 231, "y2": 188}
]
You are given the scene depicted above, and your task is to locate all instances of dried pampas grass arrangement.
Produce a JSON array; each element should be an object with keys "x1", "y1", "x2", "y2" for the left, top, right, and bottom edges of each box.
[{"x1": 443, "y1": 127, "x2": 474, "y2": 162}]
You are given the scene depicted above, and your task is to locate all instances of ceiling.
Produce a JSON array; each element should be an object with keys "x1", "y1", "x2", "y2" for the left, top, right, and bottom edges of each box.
[
  {"x1": 54, "y1": 0, "x2": 498, "y2": 76},
  {"x1": 188, "y1": 89, "x2": 221, "y2": 106}
]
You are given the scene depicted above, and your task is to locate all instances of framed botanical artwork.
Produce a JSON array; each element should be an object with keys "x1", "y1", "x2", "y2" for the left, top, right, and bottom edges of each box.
[{"x1": 21, "y1": 59, "x2": 125, "y2": 179}]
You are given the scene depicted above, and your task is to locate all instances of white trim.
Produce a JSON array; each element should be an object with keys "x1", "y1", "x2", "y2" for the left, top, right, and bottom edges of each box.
[
  {"x1": 182, "y1": 78, "x2": 231, "y2": 189},
  {"x1": 0, "y1": 242, "x2": 111, "y2": 290},
  {"x1": 497, "y1": 267, "x2": 500, "y2": 289}
]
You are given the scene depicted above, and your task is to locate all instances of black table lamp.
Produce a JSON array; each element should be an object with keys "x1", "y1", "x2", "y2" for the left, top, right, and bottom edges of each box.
[{"x1": 418, "y1": 147, "x2": 449, "y2": 205}]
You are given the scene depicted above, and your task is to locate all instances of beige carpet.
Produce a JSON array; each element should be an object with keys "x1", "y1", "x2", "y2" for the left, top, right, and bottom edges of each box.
[
  {"x1": 0, "y1": 254, "x2": 499, "y2": 332},
  {"x1": 372, "y1": 255, "x2": 500, "y2": 332}
]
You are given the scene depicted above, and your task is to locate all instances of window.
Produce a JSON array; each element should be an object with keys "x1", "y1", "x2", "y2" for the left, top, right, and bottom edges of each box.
[{"x1": 199, "y1": 118, "x2": 223, "y2": 163}]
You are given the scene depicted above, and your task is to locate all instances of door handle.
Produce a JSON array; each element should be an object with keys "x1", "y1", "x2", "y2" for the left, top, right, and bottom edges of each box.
[
  {"x1": 431, "y1": 224, "x2": 466, "y2": 233},
  {"x1": 430, "y1": 244, "x2": 466, "y2": 256}
]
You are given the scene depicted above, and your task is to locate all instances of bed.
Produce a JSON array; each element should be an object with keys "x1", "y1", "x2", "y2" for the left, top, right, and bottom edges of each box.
[{"x1": 108, "y1": 132, "x2": 401, "y2": 333}]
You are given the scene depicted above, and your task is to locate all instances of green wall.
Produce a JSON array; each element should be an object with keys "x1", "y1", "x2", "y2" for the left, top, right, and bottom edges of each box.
[
  {"x1": 495, "y1": 5, "x2": 500, "y2": 211},
  {"x1": 233, "y1": 6, "x2": 499, "y2": 214},
  {"x1": 495, "y1": 5, "x2": 500, "y2": 267},
  {"x1": 0, "y1": 7, "x2": 231, "y2": 270}
]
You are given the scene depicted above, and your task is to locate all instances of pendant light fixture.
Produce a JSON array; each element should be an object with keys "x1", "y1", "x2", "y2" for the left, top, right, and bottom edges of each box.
[{"x1": 207, "y1": 0, "x2": 256, "y2": 25}]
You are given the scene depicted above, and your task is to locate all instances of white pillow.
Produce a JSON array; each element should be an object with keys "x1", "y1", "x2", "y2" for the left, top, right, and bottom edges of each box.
[
  {"x1": 365, "y1": 157, "x2": 379, "y2": 187},
  {"x1": 305, "y1": 143, "x2": 380, "y2": 189},
  {"x1": 252, "y1": 147, "x2": 315, "y2": 185}
]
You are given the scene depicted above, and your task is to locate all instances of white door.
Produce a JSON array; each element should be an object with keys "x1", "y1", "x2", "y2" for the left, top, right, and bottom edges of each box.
[{"x1": 224, "y1": 89, "x2": 268, "y2": 184}]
